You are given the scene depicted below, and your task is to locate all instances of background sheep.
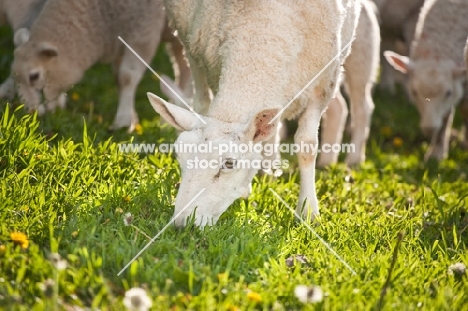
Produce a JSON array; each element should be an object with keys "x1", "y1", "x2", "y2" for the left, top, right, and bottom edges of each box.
[
  {"x1": 11, "y1": 0, "x2": 166, "y2": 131},
  {"x1": 148, "y1": 0, "x2": 361, "y2": 227},
  {"x1": 384, "y1": 0, "x2": 468, "y2": 161}
]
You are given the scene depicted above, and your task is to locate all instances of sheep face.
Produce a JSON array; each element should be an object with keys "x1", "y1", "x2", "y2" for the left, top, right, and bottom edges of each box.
[
  {"x1": 148, "y1": 92, "x2": 280, "y2": 227},
  {"x1": 407, "y1": 60, "x2": 465, "y2": 137},
  {"x1": 12, "y1": 41, "x2": 59, "y2": 112},
  {"x1": 384, "y1": 51, "x2": 466, "y2": 136}
]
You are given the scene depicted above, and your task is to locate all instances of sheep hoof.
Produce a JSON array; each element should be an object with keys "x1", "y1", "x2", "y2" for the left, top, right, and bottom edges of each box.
[{"x1": 110, "y1": 112, "x2": 138, "y2": 132}]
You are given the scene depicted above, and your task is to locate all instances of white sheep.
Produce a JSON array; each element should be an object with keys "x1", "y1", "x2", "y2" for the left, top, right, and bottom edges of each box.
[
  {"x1": 373, "y1": 0, "x2": 424, "y2": 94},
  {"x1": 11, "y1": 0, "x2": 166, "y2": 131},
  {"x1": 319, "y1": 0, "x2": 380, "y2": 166},
  {"x1": 384, "y1": 0, "x2": 468, "y2": 161},
  {"x1": 148, "y1": 0, "x2": 361, "y2": 227},
  {"x1": 2, "y1": 1, "x2": 191, "y2": 121}
]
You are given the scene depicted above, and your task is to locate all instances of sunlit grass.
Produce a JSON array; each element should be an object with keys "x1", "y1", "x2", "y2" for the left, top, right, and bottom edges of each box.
[{"x1": 0, "y1": 24, "x2": 467, "y2": 310}]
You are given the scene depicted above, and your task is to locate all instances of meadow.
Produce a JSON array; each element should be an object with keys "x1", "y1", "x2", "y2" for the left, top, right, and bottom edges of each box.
[{"x1": 0, "y1": 24, "x2": 467, "y2": 310}]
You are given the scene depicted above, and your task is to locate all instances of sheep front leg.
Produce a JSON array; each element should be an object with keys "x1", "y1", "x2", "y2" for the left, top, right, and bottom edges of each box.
[
  {"x1": 344, "y1": 82, "x2": 374, "y2": 166},
  {"x1": 424, "y1": 109, "x2": 454, "y2": 161},
  {"x1": 295, "y1": 104, "x2": 322, "y2": 221},
  {"x1": 317, "y1": 91, "x2": 348, "y2": 167},
  {"x1": 111, "y1": 49, "x2": 147, "y2": 131}
]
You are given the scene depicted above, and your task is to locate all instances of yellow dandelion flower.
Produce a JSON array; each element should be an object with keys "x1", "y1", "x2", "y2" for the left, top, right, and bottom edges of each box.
[
  {"x1": 135, "y1": 124, "x2": 144, "y2": 135},
  {"x1": 123, "y1": 195, "x2": 131, "y2": 202},
  {"x1": 10, "y1": 232, "x2": 29, "y2": 249},
  {"x1": 71, "y1": 92, "x2": 80, "y2": 101},
  {"x1": 0, "y1": 244, "x2": 6, "y2": 255},
  {"x1": 71, "y1": 231, "x2": 79, "y2": 238},
  {"x1": 380, "y1": 126, "x2": 392, "y2": 138},
  {"x1": 393, "y1": 137, "x2": 403, "y2": 147},
  {"x1": 228, "y1": 304, "x2": 241, "y2": 311},
  {"x1": 247, "y1": 291, "x2": 262, "y2": 303},
  {"x1": 115, "y1": 208, "x2": 124, "y2": 214}
]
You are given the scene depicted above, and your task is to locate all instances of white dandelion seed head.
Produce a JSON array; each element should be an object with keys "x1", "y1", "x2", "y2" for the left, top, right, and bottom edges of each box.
[
  {"x1": 49, "y1": 253, "x2": 68, "y2": 270},
  {"x1": 123, "y1": 287, "x2": 152, "y2": 311},
  {"x1": 124, "y1": 213, "x2": 133, "y2": 226},
  {"x1": 294, "y1": 285, "x2": 323, "y2": 304},
  {"x1": 448, "y1": 262, "x2": 466, "y2": 276}
]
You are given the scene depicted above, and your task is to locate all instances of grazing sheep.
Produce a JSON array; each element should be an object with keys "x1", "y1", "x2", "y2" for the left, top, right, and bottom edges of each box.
[
  {"x1": 384, "y1": 0, "x2": 468, "y2": 161},
  {"x1": 148, "y1": 0, "x2": 361, "y2": 227},
  {"x1": 11, "y1": 0, "x2": 166, "y2": 131},
  {"x1": 374, "y1": 0, "x2": 424, "y2": 93},
  {"x1": 2, "y1": 4, "x2": 190, "y2": 118},
  {"x1": 0, "y1": 0, "x2": 47, "y2": 100},
  {"x1": 319, "y1": 0, "x2": 380, "y2": 166}
]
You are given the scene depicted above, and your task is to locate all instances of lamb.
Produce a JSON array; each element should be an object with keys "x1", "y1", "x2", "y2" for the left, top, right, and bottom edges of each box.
[
  {"x1": 0, "y1": 0, "x2": 47, "y2": 99},
  {"x1": 384, "y1": 0, "x2": 468, "y2": 161},
  {"x1": 318, "y1": 0, "x2": 380, "y2": 166},
  {"x1": 147, "y1": 0, "x2": 361, "y2": 227},
  {"x1": 373, "y1": 0, "x2": 424, "y2": 93},
  {"x1": 11, "y1": 0, "x2": 166, "y2": 131}
]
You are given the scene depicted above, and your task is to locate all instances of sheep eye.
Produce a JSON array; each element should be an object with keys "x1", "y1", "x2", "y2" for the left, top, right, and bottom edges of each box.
[
  {"x1": 29, "y1": 72, "x2": 39, "y2": 84},
  {"x1": 222, "y1": 158, "x2": 237, "y2": 170},
  {"x1": 445, "y1": 90, "x2": 452, "y2": 98},
  {"x1": 411, "y1": 89, "x2": 418, "y2": 98}
]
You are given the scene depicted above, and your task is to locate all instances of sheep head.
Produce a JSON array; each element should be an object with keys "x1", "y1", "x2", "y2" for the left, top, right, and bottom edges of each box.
[{"x1": 148, "y1": 92, "x2": 280, "y2": 227}]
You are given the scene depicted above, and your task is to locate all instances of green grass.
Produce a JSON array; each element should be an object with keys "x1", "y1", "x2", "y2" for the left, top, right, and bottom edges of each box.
[{"x1": 0, "y1": 24, "x2": 467, "y2": 310}]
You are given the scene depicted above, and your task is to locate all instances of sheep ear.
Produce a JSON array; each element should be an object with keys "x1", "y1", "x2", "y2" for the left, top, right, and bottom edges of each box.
[
  {"x1": 384, "y1": 50, "x2": 410, "y2": 74},
  {"x1": 147, "y1": 92, "x2": 201, "y2": 131},
  {"x1": 245, "y1": 107, "x2": 281, "y2": 142},
  {"x1": 37, "y1": 42, "x2": 58, "y2": 58},
  {"x1": 14, "y1": 28, "x2": 30, "y2": 46}
]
